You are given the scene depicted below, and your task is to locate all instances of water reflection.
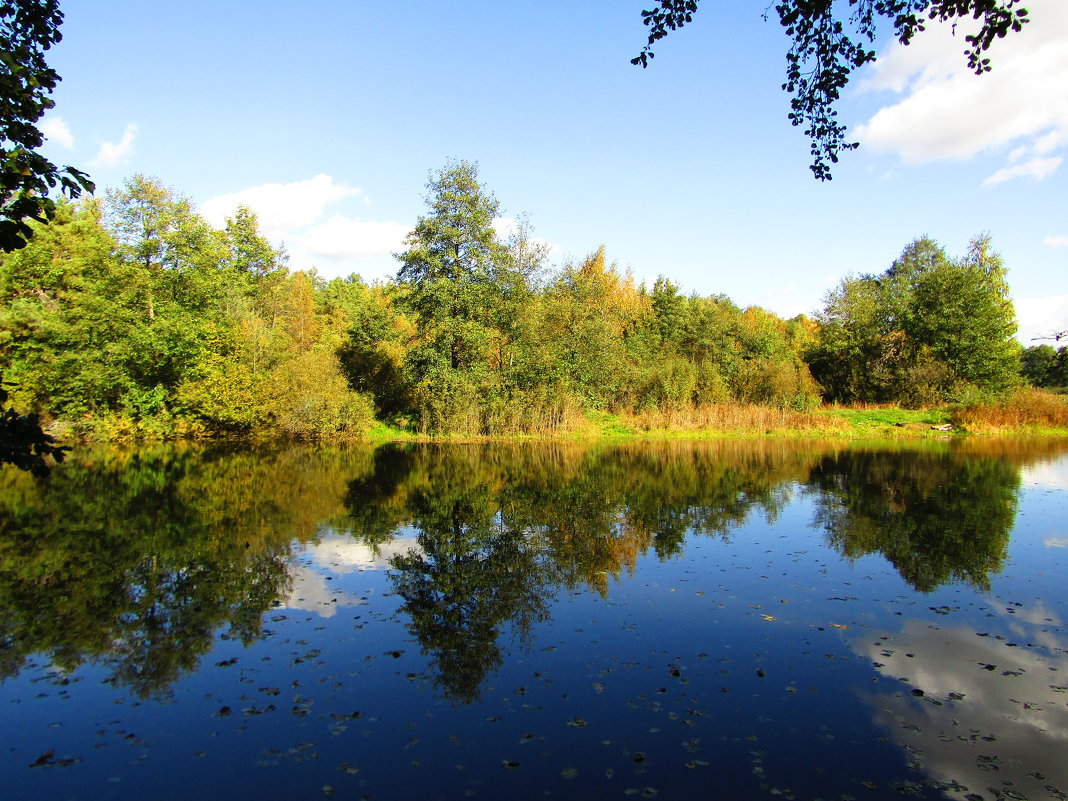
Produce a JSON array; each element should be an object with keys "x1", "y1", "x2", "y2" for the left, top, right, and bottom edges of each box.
[
  {"x1": 807, "y1": 449, "x2": 1020, "y2": 592},
  {"x1": 0, "y1": 443, "x2": 371, "y2": 695},
  {"x1": 0, "y1": 438, "x2": 1062, "y2": 706},
  {"x1": 851, "y1": 607, "x2": 1068, "y2": 799}
]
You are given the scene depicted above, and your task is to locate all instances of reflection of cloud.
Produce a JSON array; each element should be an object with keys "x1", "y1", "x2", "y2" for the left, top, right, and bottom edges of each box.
[
  {"x1": 281, "y1": 531, "x2": 420, "y2": 617},
  {"x1": 283, "y1": 564, "x2": 364, "y2": 618},
  {"x1": 1021, "y1": 459, "x2": 1068, "y2": 491},
  {"x1": 850, "y1": 610, "x2": 1068, "y2": 798},
  {"x1": 1045, "y1": 537, "x2": 1068, "y2": 549},
  {"x1": 301, "y1": 532, "x2": 421, "y2": 574}
]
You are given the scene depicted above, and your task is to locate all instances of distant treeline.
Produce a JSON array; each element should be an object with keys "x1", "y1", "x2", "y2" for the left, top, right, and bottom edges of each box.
[{"x1": 0, "y1": 162, "x2": 1037, "y2": 438}]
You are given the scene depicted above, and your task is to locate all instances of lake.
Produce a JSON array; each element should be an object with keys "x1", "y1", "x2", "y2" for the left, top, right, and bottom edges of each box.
[{"x1": 3, "y1": 438, "x2": 1068, "y2": 800}]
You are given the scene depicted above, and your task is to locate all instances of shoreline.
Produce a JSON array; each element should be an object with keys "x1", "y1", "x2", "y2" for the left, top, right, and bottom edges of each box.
[{"x1": 43, "y1": 408, "x2": 1068, "y2": 446}]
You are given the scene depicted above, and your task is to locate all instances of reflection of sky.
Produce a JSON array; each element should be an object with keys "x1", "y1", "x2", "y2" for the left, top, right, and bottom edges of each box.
[
  {"x1": 282, "y1": 529, "x2": 421, "y2": 617},
  {"x1": 850, "y1": 605, "x2": 1068, "y2": 799},
  {"x1": 1021, "y1": 458, "x2": 1068, "y2": 492}
]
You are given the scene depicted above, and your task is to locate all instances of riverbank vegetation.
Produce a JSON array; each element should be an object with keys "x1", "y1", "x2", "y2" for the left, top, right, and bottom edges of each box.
[{"x1": 1, "y1": 161, "x2": 1065, "y2": 444}]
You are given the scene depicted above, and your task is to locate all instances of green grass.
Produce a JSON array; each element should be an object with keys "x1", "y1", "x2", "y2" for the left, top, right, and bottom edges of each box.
[
  {"x1": 820, "y1": 406, "x2": 952, "y2": 430},
  {"x1": 365, "y1": 420, "x2": 418, "y2": 441},
  {"x1": 360, "y1": 403, "x2": 1068, "y2": 443},
  {"x1": 580, "y1": 410, "x2": 639, "y2": 438}
]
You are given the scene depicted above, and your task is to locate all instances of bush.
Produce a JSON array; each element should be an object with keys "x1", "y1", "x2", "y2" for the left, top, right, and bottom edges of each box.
[
  {"x1": 270, "y1": 350, "x2": 375, "y2": 437},
  {"x1": 952, "y1": 388, "x2": 1068, "y2": 431}
]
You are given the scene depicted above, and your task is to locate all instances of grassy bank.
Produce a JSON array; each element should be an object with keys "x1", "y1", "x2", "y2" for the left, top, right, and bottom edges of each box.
[
  {"x1": 367, "y1": 393, "x2": 1068, "y2": 443},
  {"x1": 43, "y1": 392, "x2": 1068, "y2": 447}
]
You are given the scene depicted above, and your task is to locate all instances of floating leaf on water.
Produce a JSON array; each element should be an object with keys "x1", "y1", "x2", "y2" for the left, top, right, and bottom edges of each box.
[
  {"x1": 29, "y1": 749, "x2": 56, "y2": 768},
  {"x1": 502, "y1": 760, "x2": 521, "y2": 769},
  {"x1": 565, "y1": 717, "x2": 587, "y2": 728},
  {"x1": 829, "y1": 624, "x2": 850, "y2": 630},
  {"x1": 561, "y1": 767, "x2": 578, "y2": 779}
]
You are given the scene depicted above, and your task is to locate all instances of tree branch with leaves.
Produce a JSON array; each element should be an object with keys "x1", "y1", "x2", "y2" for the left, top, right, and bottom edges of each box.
[{"x1": 631, "y1": 0, "x2": 1030, "y2": 179}]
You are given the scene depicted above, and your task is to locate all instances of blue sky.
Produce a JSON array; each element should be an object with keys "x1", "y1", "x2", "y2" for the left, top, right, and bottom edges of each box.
[{"x1": 38, "y1": 0, "x2": 1067, "y2": 342}]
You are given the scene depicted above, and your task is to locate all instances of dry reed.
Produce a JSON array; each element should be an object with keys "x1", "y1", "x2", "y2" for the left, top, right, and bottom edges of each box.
[
  {"x1": 951, "y1": 389, "x2": 1068, "y2": 432},
  {"x1": 624, "y1": 403, "x2": 849, "y2": 434}
]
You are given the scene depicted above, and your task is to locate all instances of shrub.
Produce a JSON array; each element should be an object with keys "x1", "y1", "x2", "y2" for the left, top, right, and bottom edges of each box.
[{"x1": 952, "y1": 388, "x2": 1068, "y2": 431}]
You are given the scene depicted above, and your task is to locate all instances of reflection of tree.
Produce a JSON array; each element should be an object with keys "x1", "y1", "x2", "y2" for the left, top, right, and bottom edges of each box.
[
  {"x1": 807, "y1": 449, "x2": 1019, "y2": 592},
  {"x1": 389, "y1": 455, "x2": 555, "y2": 703},
  {"x1": 0, "y1": 442, "x2": 374, "y2": 696},
  {"x1": 365, "y1": 441, "x2": 830, "y2": 700},
  {"x1": 341, "y1": 443, "x2": 417, "y2": 547},
  {"x1": 1, "y1": 438, "x2": 1043, "y2": 703}
]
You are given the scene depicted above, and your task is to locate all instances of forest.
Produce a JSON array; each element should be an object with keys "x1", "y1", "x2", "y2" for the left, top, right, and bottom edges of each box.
[{"x1": 0, "y1": 161, "x2": 1053, "y2": 440}]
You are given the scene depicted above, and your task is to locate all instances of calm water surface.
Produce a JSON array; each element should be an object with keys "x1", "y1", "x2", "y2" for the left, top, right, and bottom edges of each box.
[{"x1": 2, "y1": 439, "x2": 1068, "y2": 800}]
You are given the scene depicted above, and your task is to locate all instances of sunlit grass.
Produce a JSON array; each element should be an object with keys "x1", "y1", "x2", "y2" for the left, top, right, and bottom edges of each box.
[
  {"x1": 952, "y1": 389, "x2": 1068, "y2": 433},
  {"x1": 822, "y1": 406, "x2": 952, "y2": 429}
]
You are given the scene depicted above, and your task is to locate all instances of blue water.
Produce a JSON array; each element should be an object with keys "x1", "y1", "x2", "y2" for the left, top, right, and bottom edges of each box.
[{"x1": 2, "y1": 440, "x2": 1067, "y2": 800}]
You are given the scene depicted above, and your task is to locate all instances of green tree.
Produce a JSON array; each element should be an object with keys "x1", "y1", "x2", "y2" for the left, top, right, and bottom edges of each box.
[
  {"x1": 809, "y1": 235, "x2": 1018, "y2": 404},
  {"x1": 908, "y1": 235, "x2": 1019, "y2": 392},
  {"x1": 0, "y1": 0, "x2": 93, "y2": 472},
  {"x1": 1020, "y1": 344, "x2": 1058, "y2": 387},
  {"x1": 223, "y1": 205, "x2": 286, "y2": 278},
  {"x1": 395, "y1": 160, "x2": 529, "y2": 432},
  {"x1": 631, "y1": 0, "x2": 1029, "y2": 179},
  {"x1": 0, "y1": 0, "x2": 93, "y2": 252}
]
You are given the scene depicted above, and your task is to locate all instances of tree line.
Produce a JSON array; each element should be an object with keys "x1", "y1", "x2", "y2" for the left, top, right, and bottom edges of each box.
[{"x1": 0, "y1": 161, "x2": 1033, "y2": 439}]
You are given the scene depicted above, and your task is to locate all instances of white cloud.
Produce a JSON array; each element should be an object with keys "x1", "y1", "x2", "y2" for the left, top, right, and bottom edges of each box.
[
  {"x1": 40, "y1": 115, "x2": 74, "y2": 149},
  {"x1": 200, "y1": 174, "x2": 415, "y2": 279},
  {"x1": 855, "y1": 0, "x2": 1068, "y2": 171},
  {"x1": 90, "y1": 122, "x2": 138, "y2": 168},
  {"x1": 1034, "y1": 130, "x2": 1065, "y2": 155},
  {"x1": 1045, "y1": 537, "x2": 1068, "y2": 548},
  {"x1": 982, "y1": 156, "x2": 1063, "y2": 186},
  {"x1": 1014, "y1": 294, "x2": 1068, "y2": 344},
  {"x1": 200, "y1": 173, "x2": 363, "y2": 238},
  {"x1": 491, "y1": 216, "x2": 560, "y2": 255},
  {"x1": 298, "y1": 214, "x2": 411, "y2": 260},
  {"x1": 1044, "y1": 235, "x2": 1068, "y2": 248}
]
